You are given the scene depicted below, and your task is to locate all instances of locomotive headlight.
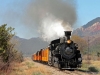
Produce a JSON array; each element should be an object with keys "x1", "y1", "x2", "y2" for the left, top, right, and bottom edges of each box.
[{"x1": 66, "y1": 40, "x2": 71, "y2": 44}]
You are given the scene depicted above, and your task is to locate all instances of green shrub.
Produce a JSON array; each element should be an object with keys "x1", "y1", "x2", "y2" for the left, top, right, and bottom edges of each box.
[{"x1": 88, "y1": 67, "x2": 99, "y2": 72}]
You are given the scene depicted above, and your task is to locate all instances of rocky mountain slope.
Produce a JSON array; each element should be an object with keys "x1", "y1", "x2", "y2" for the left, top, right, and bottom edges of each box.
[{"x1": 73, "y1": 17, "x2": 100, "y2": 37}]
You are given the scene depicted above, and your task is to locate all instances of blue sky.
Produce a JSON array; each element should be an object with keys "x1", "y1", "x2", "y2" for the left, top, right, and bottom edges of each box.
[
  {"x1": 77, "y1": 0, "x2": 100, "y2": 26},
  {"x1": 0, "y1": 0, "x2": 100, "y2": 39}
]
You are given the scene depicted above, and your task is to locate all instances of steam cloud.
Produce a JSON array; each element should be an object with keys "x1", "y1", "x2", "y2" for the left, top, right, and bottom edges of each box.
[
  {"x1": 23, "y1": 0, "x2": 77, "y2": 42},
  {"x1": 0, "y1": 0, "x2": 77, "y2": 41}
]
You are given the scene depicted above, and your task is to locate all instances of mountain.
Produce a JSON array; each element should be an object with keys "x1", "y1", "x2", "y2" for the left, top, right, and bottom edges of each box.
[
  {"x1": 13, "y1": 36, "x2": 49, "y2": 56},
  {"x1": 73, "y1": 17, "x2": 100, "y2": 38},
  {"x1": 83, "y1": 17, "x2": 100, "y2": 28}
]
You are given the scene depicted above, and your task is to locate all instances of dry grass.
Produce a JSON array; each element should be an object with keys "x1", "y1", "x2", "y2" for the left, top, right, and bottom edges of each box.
[
  {"x1": 1, "y1": 57, "x2": 100, "y2": 75},
  {"x1": 80, "y1": 60, "x2": 100, "y2": 75},
  {"x1": 0, "y1": 57, "x2": 51, "y2": 75}
]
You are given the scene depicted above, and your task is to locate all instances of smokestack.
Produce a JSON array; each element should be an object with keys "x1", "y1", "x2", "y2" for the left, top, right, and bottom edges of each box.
[{"x1": 64, "y1": 31, "x2": 72, "y2": 40}]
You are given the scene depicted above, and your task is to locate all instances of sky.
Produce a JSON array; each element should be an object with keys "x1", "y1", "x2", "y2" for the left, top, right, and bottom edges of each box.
[
  {"x1": 0, "y1": 0, "x2": 100, "y2": 39},
  {"x1": 76, "y1": 0, "x2": 100, "y2": 26}
]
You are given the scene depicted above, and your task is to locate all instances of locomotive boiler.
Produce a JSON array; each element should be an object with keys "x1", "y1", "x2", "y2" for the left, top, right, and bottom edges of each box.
[{"x1": 32, "y1": 31, "x2": 82, "y2": 70}]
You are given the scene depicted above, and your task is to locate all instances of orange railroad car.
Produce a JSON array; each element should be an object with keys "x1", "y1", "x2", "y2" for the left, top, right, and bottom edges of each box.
[
  {"x1": 41, "y1": 48, "x2": 49, "y2": 62},
  {"x1": 36, "y1": 51, "x2": 39, "y2": 61},
  {"x1": 39, "y1": 49, "x2": 42, "y2": 61}
]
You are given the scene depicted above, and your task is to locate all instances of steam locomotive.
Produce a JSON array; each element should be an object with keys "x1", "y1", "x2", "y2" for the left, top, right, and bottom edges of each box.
[{"x1": 32, "y1": 31, "x2": 82, "y2": 70}]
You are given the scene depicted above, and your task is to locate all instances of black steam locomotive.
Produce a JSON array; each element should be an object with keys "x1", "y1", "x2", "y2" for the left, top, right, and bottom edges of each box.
[{"x1": 48, "y1": 31, "x2": 82, "y2": 69}]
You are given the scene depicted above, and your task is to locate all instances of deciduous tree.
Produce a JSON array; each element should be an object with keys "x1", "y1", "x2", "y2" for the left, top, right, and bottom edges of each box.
[
  {"x1": 71, "y1": 35, "x2": 87, "y2": 54},
  {"x1": 0, "y1": 24, "x2": 23, "y2": 71}
]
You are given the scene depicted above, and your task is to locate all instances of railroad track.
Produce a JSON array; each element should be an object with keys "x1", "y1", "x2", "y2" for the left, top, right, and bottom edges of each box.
[{"x1": 33, "y1": 61, "x2": 97, "y2": 75}]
